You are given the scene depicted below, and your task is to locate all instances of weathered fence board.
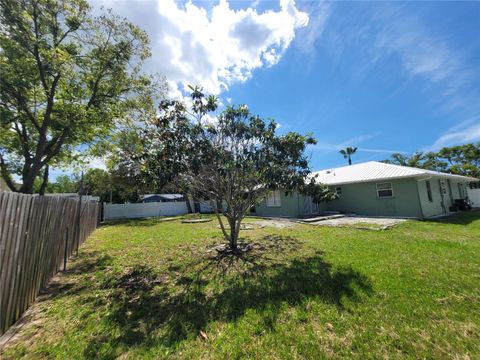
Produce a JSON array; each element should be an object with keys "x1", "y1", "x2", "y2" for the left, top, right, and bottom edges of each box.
[{"x1": 0, "y1": 192, "x2": 99, "y2": 335}]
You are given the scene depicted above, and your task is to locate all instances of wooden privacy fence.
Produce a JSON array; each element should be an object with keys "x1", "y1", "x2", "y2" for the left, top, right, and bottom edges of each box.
[{"x1": 0, "y1": 192, "x2": 99, "y2": 336}]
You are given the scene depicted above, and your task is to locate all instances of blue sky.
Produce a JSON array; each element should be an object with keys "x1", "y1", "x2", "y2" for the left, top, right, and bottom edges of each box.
[
  {"x1": 67, "y1": 0, "x2": 480, "y2": 178},
  {"x1": 224, "y1": 1, "x2": 480, "y2": 169}
]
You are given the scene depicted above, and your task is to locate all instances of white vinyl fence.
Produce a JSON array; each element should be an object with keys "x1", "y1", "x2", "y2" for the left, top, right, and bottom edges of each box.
[
  {"x1": 199, "y1": 201, "x2": 214, "y2": 213},
  {"x1": 104, "y1": 201, "x2": 189, "y2": 220}
]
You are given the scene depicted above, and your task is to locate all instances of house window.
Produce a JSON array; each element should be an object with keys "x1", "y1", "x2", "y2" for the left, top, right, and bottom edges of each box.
[
  {"x1": 335, "y1": 187, "x2": 342, "y2": 196},
  {"x1": 439, "y1": 180, "x2": 447, "y2": 195},
  {"x1": 266, "y1": 190, "x2": 281, "y2": 207},
  {"x1": 376, "y1": 182, "x2": 393, "y2": 198},
  {"x1": 426, "y1": 180, "x2": 433, "y2": 202}
]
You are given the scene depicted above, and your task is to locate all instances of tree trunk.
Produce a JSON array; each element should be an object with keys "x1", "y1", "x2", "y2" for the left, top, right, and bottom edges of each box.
[
  {"x1": 229, "y1": 217, "x2": 237, "y2": 250},
  {"x1": 18, "y1": 179, "x2": 35, "y2": 193},
  {"x1": 348, "y1": 156, "x2": 352, "y2": 166},
  {"x1": 229, "y1": 225, "x2": 237, "y2": 250},
  {"x1": 39, "y1": 165, "x2": 49, "y2": 195},
  {"x1": 185, "y1": 195, "x2": 193, "y2": 213},
  {"x1": 212, "y1": 199, "x2": 230, "y2": 244},
  {"x1": 18, "y1": 161, "x2": 43, "y2": 193}
]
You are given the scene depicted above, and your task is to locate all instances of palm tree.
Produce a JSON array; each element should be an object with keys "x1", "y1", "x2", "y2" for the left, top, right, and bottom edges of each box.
[{"x1": 339, "y1": 147, "x2": 358, "y2": 165}]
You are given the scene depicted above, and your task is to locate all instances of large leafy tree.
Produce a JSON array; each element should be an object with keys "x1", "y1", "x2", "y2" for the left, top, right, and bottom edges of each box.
[
  {"x1": 32, "y1": 173, "x2": 76, "y2": 193},
  {"x1": 437, "y1": 143, "x2": 480, "y2": 178},
  {"x1": 383, "y1": 143, "x2": 480, "y2": 178},
  {"x1": 383, "y1": 151, "x2": 426, "y2": 168},
  {"x1": 140, "y1": 88, "x2": 335, "y2": 251},
  {"x1": 105, "y1": 123, "x2": 160, "y2": 203},
  {"x1": 47, "y1": 174, "x2": 77, "y2": 193},
  {"x1": 80, "y1": 168, "x2": 147, "y2": 203},
  {"x1": 339, "y1": 146, "x2": 357, "y2": 165},
  {"x1": 0, "y1": 0, "x2": 158, "y2": 193},
  {"x1": 38, "y1": 168, "x2": 152, "y2": 203}
]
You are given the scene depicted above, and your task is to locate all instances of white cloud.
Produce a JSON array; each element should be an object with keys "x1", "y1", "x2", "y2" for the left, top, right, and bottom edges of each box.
[
  {"x1": 357, "y1": 148, "x2": 407, "y2": 154},
  {"x1": 93, "y1": 0, "x2": 309, "y2": 97},
  {"x1": 428, "y1": 115, "x2": 480, "y2": 150},
  {"x1": 149, "y1": 0, "x2": 308, "y2": 95},
  {"x1": 311, "y1": 133, "x2": 406, "y2": 154},
  {"x1": 373, "y1": 7, "x2": 478, "y2": 113},
  {"x1": 312, "y1": 133, "x2": 378, "y2": 152},
  {"x1": 295, "y1": 1, "x2": 330, "y2": 53}
]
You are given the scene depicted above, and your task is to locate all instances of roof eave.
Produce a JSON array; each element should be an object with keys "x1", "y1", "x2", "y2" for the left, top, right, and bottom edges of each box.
[
  {"x1": 316, "y1": 174, "x2": 419, "y2": 186},
  {"x1": 317, "y1": 173, "x2": 476, "y2": 186}
]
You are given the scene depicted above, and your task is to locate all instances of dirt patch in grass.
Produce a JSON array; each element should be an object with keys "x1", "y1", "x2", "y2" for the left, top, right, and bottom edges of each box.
[
  {"x1": 252, "y1": 219, "x2": 297, "y2": 228},
  {"x1": 182, "y1": 218, "x2": 213, "y2": 223},
  {"x1": 308, "y1": 216, "x2": 406, "y2": 230}
]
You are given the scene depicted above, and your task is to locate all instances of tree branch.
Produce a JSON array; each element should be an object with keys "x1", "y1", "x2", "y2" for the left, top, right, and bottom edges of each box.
[
  {"x1": 40, "y1": 128, "x2": 69, "y2": 167},
  {"x1": 12, "y1": 122, "x2": 32, "y2": 161},
  {"x1": 0, "y1": 82, "x2": 41, "y2": 130},
  {"x1": 211, "y1": 199, "x2": 230, "y2": 242},
  {"x1": 32, "y1": 0, "x2": 49, "y2": 95},
  {"x1": 41, "y1": 73, "x2": 61, "y2": 130}
]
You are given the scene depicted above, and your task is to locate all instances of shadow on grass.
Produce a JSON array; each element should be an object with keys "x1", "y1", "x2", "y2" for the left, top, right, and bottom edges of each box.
[
  {"x1": 38, "y1": 253, "x2": 113, "y2": 302},
  {"x1": 100, "y1": 218, "x2": 166, "y2": 228},
  {"x1": 82, "y1": 236, "x2": 372, "y2": 358},
  {"x1": 422, "y1": 210, "x2": 480, "y2": 226},
  {"x1": 100, "y1": 215, "x2": 208, "y2": 228}
]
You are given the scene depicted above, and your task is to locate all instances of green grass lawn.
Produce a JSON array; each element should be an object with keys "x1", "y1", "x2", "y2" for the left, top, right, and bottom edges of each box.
[{"x1": 2, "y1": 212, "x2": 480, "y2": 359}]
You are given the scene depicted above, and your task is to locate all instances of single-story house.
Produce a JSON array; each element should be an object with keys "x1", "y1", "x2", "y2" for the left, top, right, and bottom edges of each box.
[
  {"x1": 141, "y1": 194, "x2": 186, "y2": 203},
  {"x1": 254, "y1": 161, "x2": 477, "y2": 219}
]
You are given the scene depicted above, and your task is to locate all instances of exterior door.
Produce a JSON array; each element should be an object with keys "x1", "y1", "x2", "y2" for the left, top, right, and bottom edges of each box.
[
  {"x1": 439, "y1": 180, "x2": 453, "y2": 212},
  {"x1": 303, "y1": 196, "x2": 319, "y2": 215}
]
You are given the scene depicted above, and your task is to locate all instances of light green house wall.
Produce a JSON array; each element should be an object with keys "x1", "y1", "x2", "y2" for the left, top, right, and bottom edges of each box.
[
  {"x1": 327, "y1": 178, "x2": 423, "y2": 218},
  {"x1": 253, "y1": 177, "x2": 471, "y2": 219},
  {"x1": 417, "y1": 178, "x2": 470, "y2": 218},
  {"x1": 254, "y1": 191, "x2": 327, "y2": 218},
  {"x1": 416, "y1": 179, "x2": 444, "y2": 218}
]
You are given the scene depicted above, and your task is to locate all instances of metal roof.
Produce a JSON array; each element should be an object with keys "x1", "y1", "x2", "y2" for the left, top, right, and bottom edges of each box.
[{"x1": 312, "y1": 161, "x2": 476, "y2": 186}]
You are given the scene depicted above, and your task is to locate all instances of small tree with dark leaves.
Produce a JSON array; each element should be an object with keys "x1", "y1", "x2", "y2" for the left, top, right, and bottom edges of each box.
[{"x1": 144, "y1": 88, "x2": 335, "y2": 251}]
